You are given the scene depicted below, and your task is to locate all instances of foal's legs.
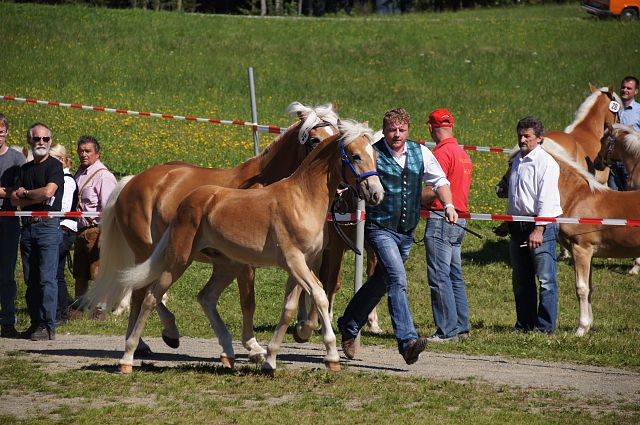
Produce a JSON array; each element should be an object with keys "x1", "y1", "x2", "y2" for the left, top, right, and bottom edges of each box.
[
  {"x1": 571, "y1": 244, "x2": 594, "y2": 336},
  {"x1": 263, "y1": 255, "x2": 340, "y2": 374},
  {"x1": 236, "y1": 265, "x2": 267, "y2": 362}
]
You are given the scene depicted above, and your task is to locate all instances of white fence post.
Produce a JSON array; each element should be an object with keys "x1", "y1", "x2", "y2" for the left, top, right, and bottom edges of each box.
[{"x1": 248, "y1": 67, "x2": 260, "y2": 155}]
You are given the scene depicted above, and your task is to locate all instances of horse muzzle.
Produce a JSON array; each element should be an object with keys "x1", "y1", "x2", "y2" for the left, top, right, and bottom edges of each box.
[{"x1": 359, "y1": 176, "x2": 384, "y2": 206}]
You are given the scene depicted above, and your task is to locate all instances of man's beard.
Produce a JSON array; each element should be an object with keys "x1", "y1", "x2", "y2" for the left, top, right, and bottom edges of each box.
[{"x1": 33, "y1": 146, "x2": 49, "y2": 156}]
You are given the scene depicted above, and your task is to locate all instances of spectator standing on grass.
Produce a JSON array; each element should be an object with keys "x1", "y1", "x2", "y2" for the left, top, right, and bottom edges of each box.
[
  {"x1": 337, "y1": 107, "x2": 457, "y2": 365},
  {"x1": 12, "y1": 123, "x2": 64, "y2": 341},
  {"x1": 507, "y1": 116, "x2": 562, "y2": 334},
  {"x1": 0, "y1": 114, "x2": 26, "y2": 338},
  {"x1": 423, "y1": 109, "x2": 473, "y2": 343},
  {"x1": 608, "y1": 76, "x2": 640, "y2": 191},
  {"x1": 69, "y1": 135, "x2": 116, "y2": 320},
  {"x1": 49, "y1": 144, "x2": 78, "y2": 327}
]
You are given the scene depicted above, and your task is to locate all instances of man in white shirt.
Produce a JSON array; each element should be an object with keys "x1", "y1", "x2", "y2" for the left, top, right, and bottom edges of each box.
[{"x1": 507, "y1": 116, "x2": 562, "y2": 334}]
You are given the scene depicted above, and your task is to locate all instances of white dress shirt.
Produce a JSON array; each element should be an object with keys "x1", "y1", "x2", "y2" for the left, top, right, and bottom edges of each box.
[{"x1": 507, "y1": 145, "x2": 563, "y2": 218}]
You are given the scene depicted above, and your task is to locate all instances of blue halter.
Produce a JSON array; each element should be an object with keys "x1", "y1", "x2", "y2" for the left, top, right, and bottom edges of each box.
[{"x1": 340, "y1": 141, "x2": 379, "y2": 189}]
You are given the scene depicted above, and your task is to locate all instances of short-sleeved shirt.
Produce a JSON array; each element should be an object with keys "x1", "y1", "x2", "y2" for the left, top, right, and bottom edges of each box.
[
  {"x1": 429, "y1": 137, "x2": 473, "y2": 213},
  {"x1": 74, "y1": 159, "x2": 116, "y2": 229},
  {"x1": 18, "y1": 156, "x2": 64, "y2": 212},
  {"x1": 0, "y1": 147, "x2": 26, "y2": 211}
]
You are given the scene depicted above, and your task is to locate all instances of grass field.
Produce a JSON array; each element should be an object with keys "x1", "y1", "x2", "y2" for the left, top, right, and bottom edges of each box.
[{"x1": 1, "y1": 3, "x2": 639, "y2": 423}]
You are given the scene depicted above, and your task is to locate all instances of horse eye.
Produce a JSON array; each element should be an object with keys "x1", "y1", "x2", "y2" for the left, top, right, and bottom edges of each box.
[
  {"x1": 352, "y1": 154, "x2": 362, "y2": 161},
  {"x1": 308, "y1": 137, "x2": 320, "y2": 145}
]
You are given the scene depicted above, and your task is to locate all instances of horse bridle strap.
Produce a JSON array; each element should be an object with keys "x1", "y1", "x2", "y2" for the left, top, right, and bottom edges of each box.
[
  {"x1": 330, "y1": 187, "x2": 362, "y2": 256},
  {"x1": 340, "y1": 142, "x2": 379, "y2": 188}
]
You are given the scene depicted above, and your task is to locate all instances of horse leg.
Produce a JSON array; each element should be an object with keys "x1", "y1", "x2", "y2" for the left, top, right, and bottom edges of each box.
[
  {"x1": 287, "y1": 255, "x2": 339, "y2": 370},
  {"x1": 156, "y1": 301, "x2": 180, "y2": 349},
  {"x1": 629, "y1": 257, "x2": 640, "y2": 275},
  {"x1": 125, "y1": 287, "x2": 152, "y2": 356},
  {"x1": 262, "y1": 277, "x2": 303, "y2": 374},
  {"x1": 237, "y1": 264, "x2": 267, "y2": 363},
  {"x1": 572, "y1": 244, "x2": 594, "y2": 336},
  {"x1": 120, "y1": 271, "x2": 175, "y2": 373},
  {"x1": 197, "y1": 262, "x2": 244, "y2": 368}
]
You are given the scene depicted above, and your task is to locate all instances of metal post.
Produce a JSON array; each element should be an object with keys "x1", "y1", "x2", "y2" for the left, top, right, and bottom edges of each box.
[
  {"x1": 354, "y1": 198, "x2": 366, "y2": 347},
  {"x1": 248, "y1": 67, "x2": 260, "y2": 156}
]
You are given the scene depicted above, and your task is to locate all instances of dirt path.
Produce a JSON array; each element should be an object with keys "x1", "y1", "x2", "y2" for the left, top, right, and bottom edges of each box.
[{"x1": 1, "y1": 333, "x2": 638, "y2": 404}]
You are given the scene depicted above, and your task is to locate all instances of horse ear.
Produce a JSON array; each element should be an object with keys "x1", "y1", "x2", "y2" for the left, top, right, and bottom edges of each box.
[
  {"x1": 589, "y1": 83, "x2": 597, "y2": 93},
  {"x1": 331, "y1": 100, "x2": 338, "y2": 112},
  {"x1": 362, "y1": 121, "x2": 369, "y2": 128}
]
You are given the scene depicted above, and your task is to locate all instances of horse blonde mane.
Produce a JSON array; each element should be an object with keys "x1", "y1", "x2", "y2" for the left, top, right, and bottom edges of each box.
[
  {"x1": 542, "y1": 138, "x2": 608, "y2": 193},
  {"x1": 564, "y1": 87, "x2": 612, "y2": 133},
  {"x1": 286, "y1": 101, "x2": 340, "y2": 143},
  {"x1": 613, "y1": 123, "x2": 640, "y2": 159},
  {"x1": 338, "y1": 119, "x2": 374, "y2": 145}
]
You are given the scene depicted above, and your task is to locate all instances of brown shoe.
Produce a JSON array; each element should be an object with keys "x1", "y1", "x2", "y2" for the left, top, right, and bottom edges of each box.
[
  {"x1": 402, "y1": 337, "x2": 428, "y2": 365},
  {"x1": 337, "y1": 317, "x2": 356, "y2": 360}
]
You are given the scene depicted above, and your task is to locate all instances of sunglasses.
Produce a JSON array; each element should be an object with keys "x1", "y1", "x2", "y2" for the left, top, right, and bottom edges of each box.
[{"x1": 31, "y1": 136, "x2": 51, "y2": 142}]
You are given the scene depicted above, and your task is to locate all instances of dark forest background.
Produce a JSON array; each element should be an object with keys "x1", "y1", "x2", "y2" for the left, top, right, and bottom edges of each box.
[{"x1": 8, "y1": 0, "x2": 574, "y2": 16}]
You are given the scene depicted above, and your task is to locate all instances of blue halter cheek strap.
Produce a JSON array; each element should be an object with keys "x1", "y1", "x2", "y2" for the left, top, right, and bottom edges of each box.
[{"x1": 340, "y1": 142, "x2": 379, "y2": 188}]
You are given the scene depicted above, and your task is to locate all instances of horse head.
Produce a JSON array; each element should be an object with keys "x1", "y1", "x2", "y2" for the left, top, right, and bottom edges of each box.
[
  {"x1": 337, "y1": 120, "x2": 384, "y2": 206},
  {"x1": 287, "y1": 101, "x2": 340, "y2": 150},
  {"x1": 593, "y1": 121, "x2": 617, "y2": 171},
  {"x1": 595, "y1": 123, "x2": 640, "y2": 171}
]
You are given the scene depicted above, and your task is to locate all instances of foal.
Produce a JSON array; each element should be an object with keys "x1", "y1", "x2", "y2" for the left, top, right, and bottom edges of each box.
[{"x1": 116, "y1": 121, "x2": 384, "y2": 374}]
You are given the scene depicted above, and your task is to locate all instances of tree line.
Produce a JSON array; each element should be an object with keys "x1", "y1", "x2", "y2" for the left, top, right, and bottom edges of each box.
[{"x1": 10, "y1": 0, "x2": 572, "y2": 16}]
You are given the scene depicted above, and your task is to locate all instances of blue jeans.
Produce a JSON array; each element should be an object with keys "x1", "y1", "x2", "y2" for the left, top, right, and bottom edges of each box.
[
  {"x1": 20, "y1": 218, "x2": 61, "y2": 331},
  {"x1": 508, "y1": 222, "x2": 559, "y2": 333},
  {"x1": 608, "y1": 160, "x2": 628, "y2": 191},
  {"x1": 0, "y1": 217, "x2": 21, "y2": 326},
  {"x1": 340, "y1": 223, "x2": 418, "y2": 354},
  {"x1": 425, "y1": 218, "x2": 469, "y2": 338}
]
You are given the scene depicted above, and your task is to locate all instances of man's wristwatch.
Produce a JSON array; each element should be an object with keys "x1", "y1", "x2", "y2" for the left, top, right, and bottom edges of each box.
[{"x1": 444, "y1": 203, "x2": 455, "y2": 211}]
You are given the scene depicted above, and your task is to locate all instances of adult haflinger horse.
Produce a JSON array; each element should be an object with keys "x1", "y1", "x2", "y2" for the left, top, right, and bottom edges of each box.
[
  {"x1": 114, "y1": 121, "x2": 383, "y2": 374},
  {"x1": 86, "y1": 102, "x2": 340, "y2": 363},
  {"x1": 497, "y1": 139, "x2": 640, "y2": 336},
  {"x1": 594, "y1": 123, "x2": 640, "y2": 274},
  {"x1": 543, "y1": 84, "x2": 621, "y2": 181}
]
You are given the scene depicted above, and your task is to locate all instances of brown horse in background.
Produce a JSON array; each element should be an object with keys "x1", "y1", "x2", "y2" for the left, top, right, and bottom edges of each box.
[
  {"x1": 112, "y1": 121, "x2": 384, "y2": 374},
  {"x1": 549, "y1": 84, "x2": 621, "y2": 181},
  {"x1": 87, "y1": 102, "x2": 340, "y2": 364},
  {"x1": 594, "y1": 123, "x2": 640, "y2": 274}
]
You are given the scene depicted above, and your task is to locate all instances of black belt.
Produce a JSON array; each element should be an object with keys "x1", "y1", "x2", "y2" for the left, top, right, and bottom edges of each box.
[{"x1": 21, "y1": 216, "x2": 54, "y2": 225}]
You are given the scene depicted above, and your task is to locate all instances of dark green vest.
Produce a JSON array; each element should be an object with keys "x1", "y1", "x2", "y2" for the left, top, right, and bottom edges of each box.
[{"x1": 367, "y1": 140, "x2": 424, "y2": 232}]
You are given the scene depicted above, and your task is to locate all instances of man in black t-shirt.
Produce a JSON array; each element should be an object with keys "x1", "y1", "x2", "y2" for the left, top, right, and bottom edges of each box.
[{"x1": 12, "y1": 122, "x2": 64, "y2": 341}]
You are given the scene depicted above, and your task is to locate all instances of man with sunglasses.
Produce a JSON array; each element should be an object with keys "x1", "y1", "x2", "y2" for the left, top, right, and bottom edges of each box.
[{"x1": 12, "y1": 123, "x2": 64, "y2": 341}]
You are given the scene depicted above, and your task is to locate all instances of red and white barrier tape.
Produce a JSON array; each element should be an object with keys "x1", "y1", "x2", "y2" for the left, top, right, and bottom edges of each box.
[
  {"x1": 420, "y1": 210, "x2": 640, "y2": 226},
  {"x1": 0, "y1": 95, "x2": 285, "y2": 135},
  {"x1": 3, "y1": 209, "x2": 640, "y2": 226},
  {"x1": 1, "y1": 95, "x2": 512, "y2": 154}
]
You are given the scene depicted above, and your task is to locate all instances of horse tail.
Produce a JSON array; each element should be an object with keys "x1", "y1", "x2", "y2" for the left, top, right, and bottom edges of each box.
[
  {"x1": 84, "y1": 176, "x2": 135, "y2": 312},
  {"x1": 119, "y1": 228, "x2": 171, "y2": 291}
]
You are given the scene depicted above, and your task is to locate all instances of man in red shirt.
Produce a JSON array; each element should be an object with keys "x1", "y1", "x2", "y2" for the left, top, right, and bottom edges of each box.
[{"x1": 424, "y1": 109, "x2": 473, "y2": 342}]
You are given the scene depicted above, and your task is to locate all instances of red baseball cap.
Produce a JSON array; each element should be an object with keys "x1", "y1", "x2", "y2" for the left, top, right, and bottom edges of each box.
[{"x1": 428, "y1": 109, "x2": 454, "y2": 127}]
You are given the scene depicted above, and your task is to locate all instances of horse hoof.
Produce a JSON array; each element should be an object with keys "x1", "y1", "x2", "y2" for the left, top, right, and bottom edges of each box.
[
  {"x1": 293, "y1": 328, "x2": 310, "y2": 344},
  {"x1": 261, "y1": 366, "x2": 276, "y2": 377},
  {"x1": 162, "y1": 333, "x2": 180, "y2": 349},
  {"x1": 249, "y1": 353, "x2": 265, "y2": 364},
  {"x1": 134, "y1": 346, "x2": 152, "y2": 358},
  {"x1": 220, "y1": 355, "x2": 235, "y2": 369},
  {"x1": 324, "y1": 361, "x2": 340, "y2": 371},
  {"x1": 367, "y1": 325, "x2": 384, "y2": 335},
  {"x1": 119, "y1": 364, "x2": 133, "y2": 374}
]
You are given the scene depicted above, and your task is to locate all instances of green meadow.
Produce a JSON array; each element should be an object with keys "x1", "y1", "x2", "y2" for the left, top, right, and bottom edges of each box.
[{"x1": 1, "y1": 3, "x2": 639, "y2": 423}]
